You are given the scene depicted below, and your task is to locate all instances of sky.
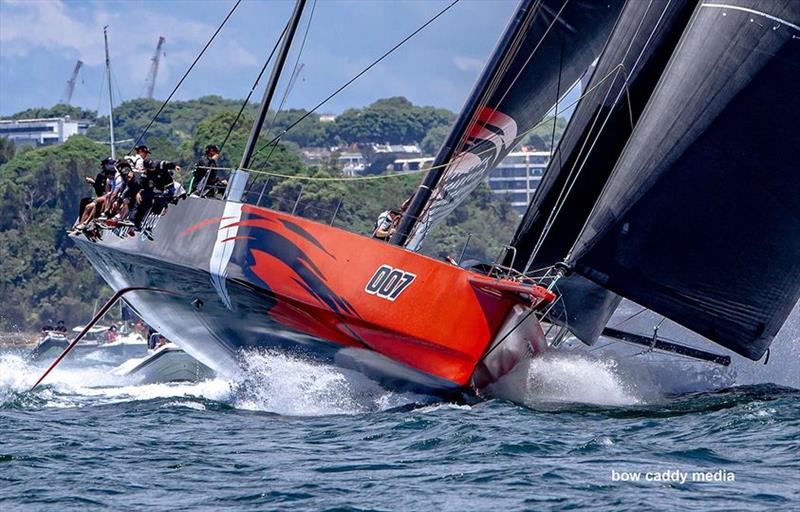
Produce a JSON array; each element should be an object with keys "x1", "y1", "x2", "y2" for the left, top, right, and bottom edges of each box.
[{"x1": 0, "y1": 0, "x2": 519, "y2": 117}]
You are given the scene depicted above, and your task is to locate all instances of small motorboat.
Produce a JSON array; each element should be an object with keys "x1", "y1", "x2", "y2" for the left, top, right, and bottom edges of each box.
[
  {"x1": 28, "y1": 325, "x2": 148, "y2": 366},
  {"x1": 114, "y1": 342, "x2": 215, "y2": 384}
]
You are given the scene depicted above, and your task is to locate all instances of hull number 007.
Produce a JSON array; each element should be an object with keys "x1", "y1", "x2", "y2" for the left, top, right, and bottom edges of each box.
[{"x1": 365, "y1": 265, "x2": 416, "y2": 301}]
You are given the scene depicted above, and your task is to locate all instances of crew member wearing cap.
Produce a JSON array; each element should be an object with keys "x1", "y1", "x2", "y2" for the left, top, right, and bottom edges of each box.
[
  {"x1": 132, "y1": 156, "x2": 181, "y2": 229},
  {"x1": 191, "y1": 144, "x2": 226, "y2": 198},
  {"x1": 127, "y1": 144, "x2": 151, "y2": 172},
  {"x1": 373, "y1": 209, "x2": 401, "y2": 241},
  {"x1": 75, "y1": 158, "x2": 117, "y2": 230}
]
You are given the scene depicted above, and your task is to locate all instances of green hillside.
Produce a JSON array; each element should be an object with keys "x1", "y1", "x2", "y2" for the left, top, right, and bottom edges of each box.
[{"x1": 0, "y1": 97, "x2": 522, "y2": 331}]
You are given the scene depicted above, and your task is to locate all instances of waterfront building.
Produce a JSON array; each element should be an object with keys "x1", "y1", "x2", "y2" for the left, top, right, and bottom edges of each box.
[
  {"x1": 338, "y1": 152, "x2": 366, "y2": 176},
  {"x1": 487, "y1": 148, "x2": 550, "y2": 214},
  {"x1": 0, "y1": 117, "x2": 90, "y2": 148}
]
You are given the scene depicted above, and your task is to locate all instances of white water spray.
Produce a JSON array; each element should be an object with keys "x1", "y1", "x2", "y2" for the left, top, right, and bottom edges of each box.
[{"x1": 233, "y1": 350, "x2": 432, "y2": 416}]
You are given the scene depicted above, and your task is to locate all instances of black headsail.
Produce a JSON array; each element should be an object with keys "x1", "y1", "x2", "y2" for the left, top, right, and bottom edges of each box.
[
  {"x1": 508, "y1": 0, "x2": 698, "y2": 343},
  {"x1": 392, "y1": 0, "x2": 626, "y2": 249},
  {"x1": 566, "y1": 0, "x2": 800, "y2": 360}
]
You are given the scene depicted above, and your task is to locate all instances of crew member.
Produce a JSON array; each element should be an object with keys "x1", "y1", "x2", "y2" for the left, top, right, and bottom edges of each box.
[
  {"x1": 373, "y1": 209, "x2": 400, "y2": 240},
  {"x1": 191, "y1": 144, "x2": 226, "y2": 197},
  {"x1": 132, "y1": 157, "x2": 181, "y2": 229},
  {"x1": 127, "y1": 144, "x2": 151, "y2": 172},
  {"x1": 75, "y1": 158, "x2": 116, "y2": 230}
]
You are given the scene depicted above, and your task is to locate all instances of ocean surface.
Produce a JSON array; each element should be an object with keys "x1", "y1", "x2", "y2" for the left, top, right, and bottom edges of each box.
[{"x1": 1, "y1": 321, "x2": 799, "y2": 511}]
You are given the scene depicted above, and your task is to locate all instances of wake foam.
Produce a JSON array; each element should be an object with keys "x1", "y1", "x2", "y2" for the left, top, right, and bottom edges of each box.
[
  {"x1": 0, "y1": 353, "x2": 34, "y2": 406},
  {"x1": 232, "y1": 350, "x2": 433, "y2": 416},
  {"x1": 485, "y1": 351, "x2": 652, "y2": 407}
]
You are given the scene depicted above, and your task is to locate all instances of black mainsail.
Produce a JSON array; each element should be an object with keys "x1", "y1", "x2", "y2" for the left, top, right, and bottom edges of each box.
[
  {"x1": 508, "y1": 0, "x2": 698, "y2": 343},
  {"x1": 398, "y1": 0, "x2": 798, "y2": 360},
  {"x1": 393, "y1": 0, "x2": 626, "y2": 249},
  {"x1": 565, "y1": 0, "x2": 800, "y2": 359}
]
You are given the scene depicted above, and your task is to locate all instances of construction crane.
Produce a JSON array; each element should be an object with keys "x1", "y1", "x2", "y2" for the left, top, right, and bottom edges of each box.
[
  {"x1": 61, "y1": 60, "x2": 83, "y2": 105},
  {"x1": 144, "y1": 36, "x2": 166, "y2": 99}
]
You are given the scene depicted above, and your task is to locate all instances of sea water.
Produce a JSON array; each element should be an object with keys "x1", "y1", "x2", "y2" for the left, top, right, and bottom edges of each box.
[{"x1": 1, "y1": 336, "x2": 798, "y2": 512}]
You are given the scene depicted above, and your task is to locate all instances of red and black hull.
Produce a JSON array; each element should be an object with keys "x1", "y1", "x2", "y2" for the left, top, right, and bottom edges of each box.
[{"x1": 72, "y1": 197, "x2": 550, "y2": 394}]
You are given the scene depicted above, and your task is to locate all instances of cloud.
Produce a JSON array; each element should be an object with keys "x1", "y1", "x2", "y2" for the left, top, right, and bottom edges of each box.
[
  {"x1": 452, "y1": 55, "x2": 484, "y2": 72},
  {"x1": 0, "y1": 0, "x2": 257, "y2": 71}
]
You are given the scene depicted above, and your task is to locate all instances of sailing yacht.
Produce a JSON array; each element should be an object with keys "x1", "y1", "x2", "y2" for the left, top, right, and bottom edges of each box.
[{"x1": 69, "y1": 0, "x2": 799, "y2": 395}]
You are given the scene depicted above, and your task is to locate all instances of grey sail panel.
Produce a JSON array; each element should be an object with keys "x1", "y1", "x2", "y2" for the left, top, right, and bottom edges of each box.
[
  {"x1": 508, "y1": 0, "x2": 698, "y2": 344},
  {"x1": 404, "y1": 0, "x2": 626, "y2": 250},
  {"x1": 568, "y1": 0, "x2": 800, "y2": 360}
]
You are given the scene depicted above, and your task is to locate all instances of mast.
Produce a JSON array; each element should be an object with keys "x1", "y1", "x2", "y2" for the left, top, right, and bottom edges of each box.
[
  {"x1": 239, "y1": 0, "x2": 307, "y2": 170},
  {"x1": 103, "y1": 26, "x2": 116, "y2": 160}
]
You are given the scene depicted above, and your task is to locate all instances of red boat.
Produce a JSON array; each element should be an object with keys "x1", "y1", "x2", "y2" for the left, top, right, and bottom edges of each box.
[
  {"x1": 69, "y1": 0, "x2": 800, "y2": 396},
  {"x1": 73, "y1": 197, "x2": 553, "y2": 394}
]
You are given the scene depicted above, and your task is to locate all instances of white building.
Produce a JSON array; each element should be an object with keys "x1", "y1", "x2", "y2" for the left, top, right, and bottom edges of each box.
[
  {"x1": 0, "y1": 117, "x2": 88, "y2": 148},
  {"x1": 487, "y1": 148, "x2": 550, "y2": 214},
  {"x1": 389, "y1": 156, "x2": 434, "y2": 172},
  {"x1": 337, "y1": 152, "x2": 366, "y2": 176}
]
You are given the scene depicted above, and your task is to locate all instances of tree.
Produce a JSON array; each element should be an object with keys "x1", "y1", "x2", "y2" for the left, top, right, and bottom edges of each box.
[
  {"x1": 421, "y1": 125, "x2": 450, "y2": 155},
  {"x1": 330, "y1": 97, "x2": 454, "y2": 145},
  {"x1": 0, "y1": 136, "x2": 112, "y2": 329},
  {"x1": 0, "y1": 137, "x2": 15, "y2": 165},
  {"x1": 6, "y1": 104, "x2": 97, "y2": 121}
]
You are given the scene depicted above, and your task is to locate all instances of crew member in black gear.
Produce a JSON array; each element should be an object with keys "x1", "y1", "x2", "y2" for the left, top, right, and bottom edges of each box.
[
  {"x1": 132, "y1": 158, "x2": 180, "y2": 229},
  {"x1": 111, "y1": 161, "x2": 140, "y2": 224},
  {"x1": 191, "y1": 144, "x2": 226, "y2": 197},
  {"x1": 75, "y1": 158, "x2": 116, "y2": 229},
  {"x1": 85, "y1": 158, "x2": 116, "y2": 197}
]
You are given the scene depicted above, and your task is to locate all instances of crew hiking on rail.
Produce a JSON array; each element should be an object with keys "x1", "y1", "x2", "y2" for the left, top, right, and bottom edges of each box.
[{"x1": 72, "y1": 144, "x2": 186, "y2": 235}]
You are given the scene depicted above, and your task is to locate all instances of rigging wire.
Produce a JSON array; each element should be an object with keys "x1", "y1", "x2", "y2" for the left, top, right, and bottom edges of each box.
[
  {"x1": 130, "y1": 0, "x2": 242, "y2": 154},
  {"x1": 259, "y1": 0, "x2": 318, "y2": 167},
  {"x1": 111, "y1": 67, "x2": 125, "y2": 109},
  {"x1": 523, "y1": 1, "x2": 665, "y2": 272},
  {"x1": 219, "y1": 23, "x2": 290, "y2": 154},
  {"x1": 192, "y1": 65, "x2": 637, "y2": 184},
  {"x1": 93, "y1": 68, "x2": 107, "y2": 115},
  {"x1": 557, "y1": 0, "x2": 670, "y2": 266},
  {"x1": 251, "y1": 0, "x2": 461, "y2": 157}
]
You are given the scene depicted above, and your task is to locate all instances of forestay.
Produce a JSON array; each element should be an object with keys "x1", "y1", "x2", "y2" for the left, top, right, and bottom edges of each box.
[
  {"x1": 508, "y1": 0, "x2": 698, "y2": 344},
  {"x1": 398, "y1": 0, "x2": 626, "y2": 250}
]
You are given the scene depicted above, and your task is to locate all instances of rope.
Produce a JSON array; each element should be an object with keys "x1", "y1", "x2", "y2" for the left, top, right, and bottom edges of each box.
[
  {"x1": 129, "y1": 0, "x2": 242, "y2": 154},
  {"x1": 260, "y1": 0, "x2": 318, "y2": 167},
  {"x1": 524, "y1": 0, "x2": 669, "y2": 271},
  {"x1": 219, "y1": 23, "x2": 289, "y2": 154},
  {"x1": 252, "y1": 0, "x2": 462, "y2": 157},
  {"x1": 563, "y1": 0, "x2": 675, "y2": 264},
  {"x1": 198, "y1": 165, "x2": 429, "y2": 182},
  {"x1": 196, "y1": 63, "x2": 638, "y2": 185}
]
